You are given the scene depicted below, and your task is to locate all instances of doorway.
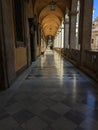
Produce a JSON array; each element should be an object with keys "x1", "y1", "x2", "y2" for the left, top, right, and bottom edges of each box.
[{"x1": 28, "y1": 18, "x2": 36, "y2": 61}]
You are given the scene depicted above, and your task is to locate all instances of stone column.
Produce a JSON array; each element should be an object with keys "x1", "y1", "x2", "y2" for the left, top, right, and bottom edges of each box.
[
  {"x1": 0, "y1": 26, "x2": 7, "y2": 90},
  {"x1": 79, "y1": 0, "x2": 93, "y2": 65},
  {"x1": 56, "y1": 36, "x2": 58, "y2": 47},
  {"x1": 64, "y1": 16, "x2": 69, "y2": 48},
  {"x1": 64, "y1": 18, "x2": 66, "y2": 48},
  {"x1": 55, "y1": 36, "x2": 57, "y2": 47},
  {"x1": 60, "y1": 31, "x2": 62, "y2": 48},
  {"x1": 59, "y1": 31, "x2": 62, "y2": 48},
  {"x1": 69, "y1": 0, "x2": 78, "y2": 49},
  {"x1": 58, "y1": 33, "x2": 60, "y2": 48},
  {"x1": 57, "y1": 35, "x2": 59, "y2": 48},
  {"x1": 0, "y1": 0, "x2": 16, "y2": 89},
  {"x1": 0, "y1": 0, "x2": 9, "y2": 89},
  {"x1": 61, "y1": 28, "x2": 64, "y2": 48}
]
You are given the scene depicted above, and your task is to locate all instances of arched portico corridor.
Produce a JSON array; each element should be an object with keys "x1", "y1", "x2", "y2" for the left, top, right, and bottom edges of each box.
[
  {"x1": 1, "y1": 0, "x2": 98, "y2": 129},
  {"x1": 0, "y1": 48, "x2": 98, "y2": 130}
]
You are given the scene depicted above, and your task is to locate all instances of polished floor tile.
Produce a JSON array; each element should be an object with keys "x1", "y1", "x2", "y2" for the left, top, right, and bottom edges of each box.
[{"x1": 0, "y1": 49, "x2": 98, "y2": 130}]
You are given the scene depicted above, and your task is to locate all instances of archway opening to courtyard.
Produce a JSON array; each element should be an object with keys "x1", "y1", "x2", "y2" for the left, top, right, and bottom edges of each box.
[{"x1": 91, "y1": 0, "x2": 98, "y2": 50}]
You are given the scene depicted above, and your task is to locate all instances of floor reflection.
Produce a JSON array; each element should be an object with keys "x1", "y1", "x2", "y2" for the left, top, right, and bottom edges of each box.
[
  {"x1": 54, "y1": 51, "x2": 64, "y2": 84},
  {"x1": 73, "y1": 74, "x2": 77, "y2": 98},
  {"x1": 0, "y1": 48, "x2": 98, "y2": 130}
]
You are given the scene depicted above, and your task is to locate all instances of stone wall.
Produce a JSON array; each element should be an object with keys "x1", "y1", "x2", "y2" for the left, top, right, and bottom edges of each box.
[
  {"x1": 0, "y1": 36, "x2": 5, "y2": 90},
  {"x1": 15, "y1": 48, "x2": 27, "y2": 71},
  {"x1": 0, "y1": 0, "x2": 42, "y2": 89},
  {"x1": 0, "y1": 0, "x2": 33, "y2": 89},
  {"x1": 1, "y1": 0, "x2": 16, "y2": 86}
]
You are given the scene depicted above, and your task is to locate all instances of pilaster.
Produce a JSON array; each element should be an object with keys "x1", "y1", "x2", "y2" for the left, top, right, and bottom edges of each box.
[
  {"x1": 79, "y1": 0, "x2": 93, "y2": 65},
  {"x1": 64, "y1": 17, "x2": 69, "y2": 48}
]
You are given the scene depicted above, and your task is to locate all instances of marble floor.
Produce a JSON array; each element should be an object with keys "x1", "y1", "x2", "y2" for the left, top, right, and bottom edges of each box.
[{"x1": 0, "y1": 49, "x2": 98, "y2": 130}]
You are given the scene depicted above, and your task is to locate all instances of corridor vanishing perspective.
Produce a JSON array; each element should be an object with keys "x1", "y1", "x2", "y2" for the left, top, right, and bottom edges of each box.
[
  {"x1": 1, "y1": 0, "x2": 96, "y2": 91},
  {"x1": 0, "y1": 49, "x2": 98, "y2": 130},
  {"x1": 0, "y1": 0, "x2": 98, "y2": 130}
]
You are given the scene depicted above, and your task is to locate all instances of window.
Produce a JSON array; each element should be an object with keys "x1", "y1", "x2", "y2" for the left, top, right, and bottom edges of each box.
[{"x1": 13, "y1": 0, "x2": 24, "y2": 45}]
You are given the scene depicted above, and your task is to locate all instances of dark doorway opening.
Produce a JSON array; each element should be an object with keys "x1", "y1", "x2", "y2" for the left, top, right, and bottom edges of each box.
[{"x1": 28, "y1": 18, "x2": 36, "y2": 61}]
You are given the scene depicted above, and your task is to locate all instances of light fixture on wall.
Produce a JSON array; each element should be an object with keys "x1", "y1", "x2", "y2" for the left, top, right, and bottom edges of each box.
[{"x1": 49, "y1": 0, "x2": 56, "y2": 11}]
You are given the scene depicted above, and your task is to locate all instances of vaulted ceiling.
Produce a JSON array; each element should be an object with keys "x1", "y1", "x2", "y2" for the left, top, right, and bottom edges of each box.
[{"x1": 33, "y1": 0, "x2": 70, "y2": 37}]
